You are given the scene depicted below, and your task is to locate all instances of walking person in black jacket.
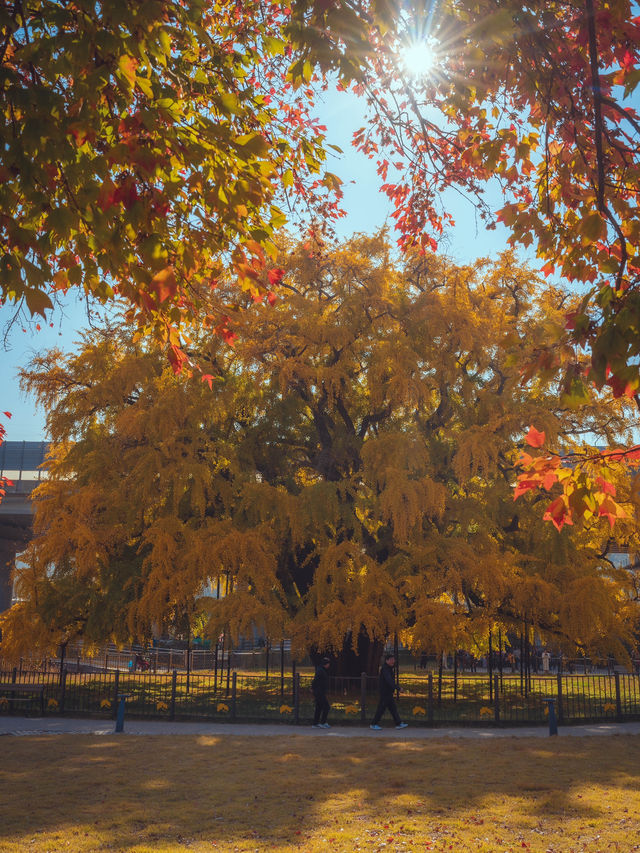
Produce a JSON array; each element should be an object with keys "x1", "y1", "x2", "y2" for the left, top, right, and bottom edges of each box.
[
  {"x1": 370, "y1": 652, "x2": 408, "y2": 730},
  {"x1": 311, "y1": 656, "x2": 331, "y2": 728}
]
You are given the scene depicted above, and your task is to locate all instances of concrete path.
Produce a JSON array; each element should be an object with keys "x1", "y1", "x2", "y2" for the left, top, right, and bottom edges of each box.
[{"x1": 2, "y1": 715, "x2": 640, "y2": 738}]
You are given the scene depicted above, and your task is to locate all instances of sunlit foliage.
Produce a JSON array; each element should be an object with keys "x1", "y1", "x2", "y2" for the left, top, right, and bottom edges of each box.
[{"x1": 2, "y1": 234, "x2": 637, "y2": 669}]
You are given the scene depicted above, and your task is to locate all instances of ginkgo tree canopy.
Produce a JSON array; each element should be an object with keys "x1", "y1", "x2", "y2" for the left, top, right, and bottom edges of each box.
[
  {"x1": 2, "y1": 234, "x2": 638, "y2": 670},
  {"x1": 290, "y1": 0, "x2": 640, "y2": 364},
  {"x1": 288, "y1": 0, "x2": 640, "y2": 529}
]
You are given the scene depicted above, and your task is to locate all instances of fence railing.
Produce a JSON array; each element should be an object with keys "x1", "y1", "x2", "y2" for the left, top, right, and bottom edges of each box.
[
  {"x1": 6, "y1": 645, "x2": 305, "y2": 676},
  {"x1": 2, "y1": 667, "x2": 640, "y2": 727},
  {"x1": 9, "y1": 644, "x2": 639, "y2": 682}
]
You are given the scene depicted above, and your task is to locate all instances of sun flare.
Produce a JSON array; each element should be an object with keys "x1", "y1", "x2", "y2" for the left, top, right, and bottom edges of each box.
[{"x1": 400, "y1": 39, "x2": 437, "y2": 78}]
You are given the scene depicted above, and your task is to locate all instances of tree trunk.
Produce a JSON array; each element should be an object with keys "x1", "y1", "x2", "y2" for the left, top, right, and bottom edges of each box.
[{"x1": 323, "y1": 629, "x2": 384, "y2": 677}]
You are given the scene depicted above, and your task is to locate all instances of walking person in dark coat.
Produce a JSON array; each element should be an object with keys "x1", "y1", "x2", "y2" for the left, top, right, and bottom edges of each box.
[
  {"x1": 370, "y1": 652, "x2": 408, "y2": 730},
  {"x1": 311, "y1": 656, "x2": 331, "y2": 728}
]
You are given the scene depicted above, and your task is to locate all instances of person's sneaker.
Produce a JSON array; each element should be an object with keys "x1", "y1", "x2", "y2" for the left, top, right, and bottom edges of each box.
[
  {"x1": 396, "y1": 722, "x2": 408, "y2": 729},
  {"x1": 312, "y1": 724, "x2": 323, "y2": 728},
  {"x1": 320, "y1": 723, "x2": 331, "y2": 728},
  {"x1": 370, "y1": 724, "x2": 382, "y2": 730}
]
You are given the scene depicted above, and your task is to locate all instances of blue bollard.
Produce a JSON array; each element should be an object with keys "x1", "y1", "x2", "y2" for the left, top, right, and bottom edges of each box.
[
  {"x1": 115, "y1": 694, "x2": 129, "y2": 733},
  {"x1": 545, "y1": 698, "x2": 558, "y2": 736}
]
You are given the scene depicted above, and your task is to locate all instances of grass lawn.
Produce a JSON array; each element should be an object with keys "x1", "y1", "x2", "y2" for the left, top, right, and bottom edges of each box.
[{"x1": 1, "y1": 733, "x2": 639, "y2": 852}]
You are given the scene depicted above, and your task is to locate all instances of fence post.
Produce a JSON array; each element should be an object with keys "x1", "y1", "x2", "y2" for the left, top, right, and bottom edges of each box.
[
  {"x1": 280, "y1": 641, "x2": 285, "y2": 698},
  {"x1": 115, "y1": 695, "x2": 128, "y2": 733},
  {"x1": 427, "y1": 671, "x2": 434, "y2": 724},
  {"x1": 231, "y1": 672, "x2": 237, "y2": 721},
  {"x1": 11, "y1": 667, "x2": 17, "y2": 684},
  {"x1": 488, "y1": 631, "x2": 493, "y2": 701},
  {"x1": 453, "y1": 652, "x2": 458, "y2": 703},
  {"x1": 545, "y1": 698, "x2": 558, "y2": 735},
  {"x1": 556, "y1": 671, "x2": 564, "y2": 724},
  {"x1": 170, "y1": 669, "x2": 177, "y2": 720},
  {"x1": 615, "y1": 671, "x2": 623, "y2": 721},
  {"x1": 294, "y1": 671, "x2": 300, "y2": 724},
  {"x1": 493, "y1": 673, "x2": 500, "y2": 724},
  {"x1": 112, "y1": 670, "x2": 120, "y2": 717},
  {"x1": 59, "y1": 669, "x2": 67, "y2": 715},
  {"x1": 360, "y1": 672, "x2": 367, "y2": 723}
]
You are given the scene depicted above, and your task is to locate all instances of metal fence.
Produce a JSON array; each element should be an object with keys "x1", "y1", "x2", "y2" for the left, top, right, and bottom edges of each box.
[
  {"x1": 8, "y1": 644, "x2": 302, "y2": 676},
  {"x1": 2, "y1": 666, "x2": 640, "y2": 727}
]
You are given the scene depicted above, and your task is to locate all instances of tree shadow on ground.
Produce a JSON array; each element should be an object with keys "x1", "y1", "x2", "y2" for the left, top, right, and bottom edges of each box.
[{"x1": 1, "y1": 733, "x2": 639, "y2": 851}]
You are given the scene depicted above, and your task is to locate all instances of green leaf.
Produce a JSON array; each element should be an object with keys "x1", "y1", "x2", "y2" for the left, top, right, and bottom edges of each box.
[
  {"x1": 219, "y1": 92, "x2": 241, "y2": 115},
  {"x1": 263, "y1": 36, "x2": 285, "y2": 55},
  {"x1": 24, "y1": 288, "x2": 53, "y2": 318},
  {"x1": 137, "y1": 76, "x2": 153, "y2": 99},
  {"x1": 236, "y1": 133, "x2": 269, "y2": 157},
  {"x1": 579, "y1": 212, "x2": 606, "y2": 242},
  {"x1": 118, "y1": 55, "x2": 138, "y2": 89}
]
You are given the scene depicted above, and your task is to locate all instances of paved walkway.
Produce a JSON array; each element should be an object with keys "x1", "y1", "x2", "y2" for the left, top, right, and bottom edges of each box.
[{"x1": 2, "y1": 715, "x2": 640, "y2": 738}]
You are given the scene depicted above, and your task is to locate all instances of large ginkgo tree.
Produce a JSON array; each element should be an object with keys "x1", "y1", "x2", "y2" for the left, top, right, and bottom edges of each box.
[{"x1": 2, "y1": 234, "x2": 637, "y2": 671}]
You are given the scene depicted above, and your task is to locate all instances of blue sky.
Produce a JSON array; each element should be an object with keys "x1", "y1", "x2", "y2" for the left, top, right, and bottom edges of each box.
[{"x1": 0, "y1": 86, "x2": 519, "y2": 442}]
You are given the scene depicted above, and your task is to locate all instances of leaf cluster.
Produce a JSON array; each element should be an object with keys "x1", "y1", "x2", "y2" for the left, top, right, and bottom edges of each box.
[{"x1": 1, "y1": 0, "x2": 340, "y2": 347}]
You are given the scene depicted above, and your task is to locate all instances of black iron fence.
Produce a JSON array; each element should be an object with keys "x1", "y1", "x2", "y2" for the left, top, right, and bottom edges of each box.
[
  {"x1": 2, "y1": 666, "x2": 640, "y2": 727},
  {"x1": 7, "y1": 644, "x2": 302, "y2": 676},
  {"x1": 10, "y1": 643, "x2": 638, "y2": 681}
]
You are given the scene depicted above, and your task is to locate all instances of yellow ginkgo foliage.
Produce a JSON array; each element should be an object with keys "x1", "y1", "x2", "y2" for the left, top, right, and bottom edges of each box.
[{"x1": 2, "y1": 233, "x2": 638, "y2": 673}]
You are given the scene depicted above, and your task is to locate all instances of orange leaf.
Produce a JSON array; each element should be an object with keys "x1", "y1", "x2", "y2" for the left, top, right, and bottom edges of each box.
[
  {"x1": 525, "y1": 426, "x2": 545, "y2": 448},
  {"x1": 150, "y1": 267, "x2": 177, "y2": 304},
  {"x1": 596, "y1": 476, "x2": 616, "y2": 496},
  {"x1": 118, "y1": 55, "x2": 138, "y2": 88},
  {"x1": 598, "y1": 496, "x2": 627, "y2": 529},
  {"x1": 168, "y1": 344, "x2": 188, "y2": 375}
]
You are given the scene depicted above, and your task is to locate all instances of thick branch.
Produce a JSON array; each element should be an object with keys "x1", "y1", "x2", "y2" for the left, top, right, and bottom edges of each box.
[{"x1": 585, "y1": 0, "x2": 606, "y2": 212}]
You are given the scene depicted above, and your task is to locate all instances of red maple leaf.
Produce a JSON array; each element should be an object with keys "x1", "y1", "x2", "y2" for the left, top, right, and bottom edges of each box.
[
  {"x1": 268, "y1": 267, "x2": 285, "y2": 286},
  {"x1": 167, "y1": 344, "x2": 188, "y2": 375},
  {"x1": 543, "y1": 497, "x2": 573, "y2": 531},
  {"x1": 513, "y1": 477, "x2": 539, "y2": 499}
]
